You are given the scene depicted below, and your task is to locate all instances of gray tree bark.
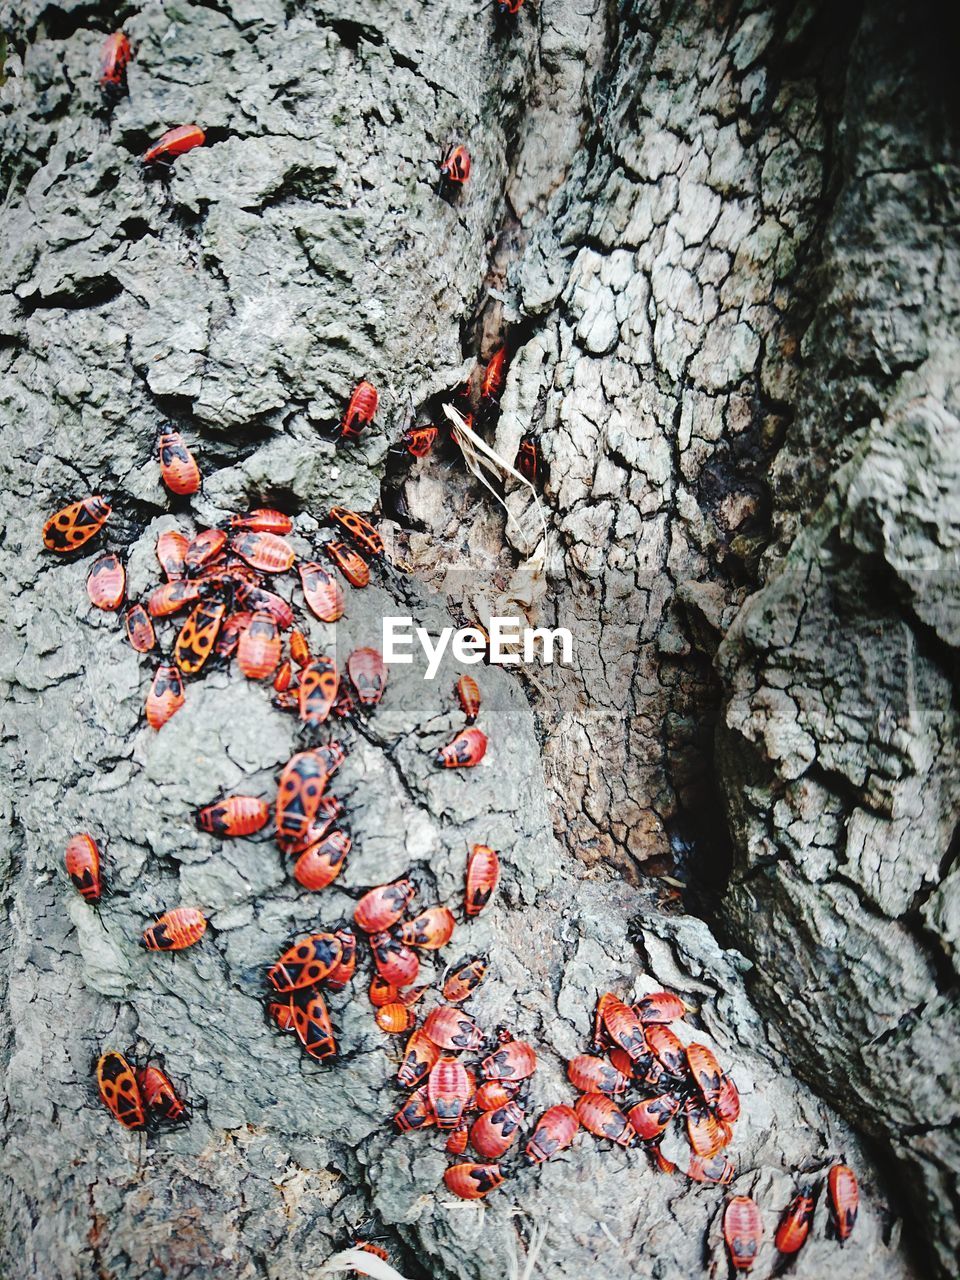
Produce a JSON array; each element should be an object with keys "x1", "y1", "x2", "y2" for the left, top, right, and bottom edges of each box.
[{"x1": 0, "y1": 0, "x2": 955, "y2": 1277}]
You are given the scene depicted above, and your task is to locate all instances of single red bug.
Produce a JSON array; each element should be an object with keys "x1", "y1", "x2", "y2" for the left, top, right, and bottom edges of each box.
[
  {"x1": 470, "y1": 1101, "x2": 524, "y2": 1161},
  {"x1": 443, "y1": 955, "x2": 488, "y2": 1003},
  {"x1": 443, "y1": 1163, "x2": 503, "y2": 1201},
  {"x1": 275, "y1": 750, "x2": 337, "y2": 843},
  {"x1": 145, "y1": 663, "x2": 185, "y2": 730},
  {"x1": 291, "y1": 986, "x2": 337, "y2": 1061},
  {"x1": 645, "y1": 1024, "x2": 686, "y2": 1077},
  {"x1": 235, "y1": 582, "x2": 295, "y2": 630},
  {"x1": 686, "y1": 1102, "x2": 726, "y2": 1158},
  {"x1": 828, "y1": 1164, "x2": 858, "y2": 1242},
  {"x1": 686, "y1": 1043, "x2": 724, "y2": 1109},
  {"x1": 43, "y1": 495, "x2": 111, "y2": 553},
  {"x1": 370, "y1": 931, "x2": 420, "y2": 987},
  {"x1": 422, "y1": 1006, "x2": 484, "y2": 1051},
  {"x1": 439, "y1": 145, "x2": 471, "y2": 188},
  {"x1": 97, "y1": 1051, "x2": 145, "y2": 1130},
  {"x1": 455, "y1": 675, "x2": 481, "y2": 724},
  {"x1": 137, "y1": 1063, "x2": 188, "y2": 1123},
  {"x1": 475, "y1": 1080, "x2": 519, "y2": 1112},
  {"x1": 353, "y1": 879, "x2": 416, "y2": 933},
  {"x1": 465, "y1": 844, "x2": 500, "y2": 917},
  {"x1": 445, "y1": 1121, "x2": 470, "y2": 1155},
  {"x1": 427, "y1": 1056, "x2": 472, "y2": 1130},
  {"x1": 298, "y1": 656, "x2": 339, "y2": 725},
  {"x1": 775, "y1": 1189, "x2": 814, "y2": 1255},
  {"x1": 394, "y1": 1085, "x2": 435, "y2": 1132},
  {"x1": 142, "y1": 906, "x2": 207, "y2": 951},
  {"x1": 157, "y1": 430, "x2": 201, "y2": 496},
  {"x1": 65, "y1": 833, "x2": 102, "y2": 902},
  {"x1": 328, "y1": 506, "x2": 384, "y2": 557},
  {"x1": 515, "y1": 436, "x2": 539, "y2": 484},
  {"x1": 293, "y1": 830, "x2": 350, "y2": 891},
  {"x1": 325, "y1": 540, "x2": 369, "y2": 588},
  {"x1": 174, "y1": 600, "x2": 225, "y2": 675},
  {"x1": 230, "y1": 531, "x2": 295, "y2": 574},
  {"x1": 402, "y1": 424, "x2": 438, "y2": 458},
  {"x1": 399, "y1": 905, "x2": 455, "y2": 950},
  {"x1": 325, "y1": 928, "x2": 358, "y2": 991},
  {"x1": 715, "y1": 1074, "x2": 741, "y2": 1123},
  {"x1": 376, "y1": 1002, "x2": 415, "y2": 1035},
  {"x1": 143, "y1": 124, "x2": 206, "y2": 166},
  {"x1": 86, "y1": 554, "x2": 126, "y2": 610},
  {"x1": 369, "y1": 974, "x2": 399, "y2": 1007},
  {"x1": 267, "y1": 932, "x2": 343, "y2": 992},
  {"x1": 148, "y1": 580, "x2": 200, "y2": 618},
  {"x1": 480, "y1": 347, "x2": 507, "y2": 403},
  {"x1": 525, "y1": 1104, "x2": 579, "y2": 1164},
  {"x1": 237, "y1": 611, "x2": 281, "y2": 681},
  {"x1": 634, "y1": 990, "x2": 686, "y2": 1023},
  {"x1": 567, "y1": 1054, "x2": 629, "y2": 1096},
  {"x1": 99, "y1": 32, "x2": 131, "y2": 92},
  {"x1": 397, "y1": 1028, "x2": 441, "y2": 1089},
  {"x1": 339, "y1": 380, "x2": 378, "y2": 441},
  {"x1": 723, "y1": 1196, "x2": 763, "y2": 1271},
  {"x1": 184, "y1": 528, "x2": 227, "y2": 574},
  {"x1": 229, "y1": 509, "x2": 292, "y2": 534},
  {"x1": 289, "y1": 630, "x2": 311, "y2": 667},
  {"x1": 273, "y1": 659, "x2": 294, "y2": 692},
  {"x1": 293, "y1": 566, "x2": 341, "y2": 629},
  {"x1": 124, "y1": 603, "x2": 156, "y2": 653},
  {"x1": 156, "y1": 529, "x2": 189, "y2": 580},
  {"x1": 481, "y1": 1036, "x2": 537, "y2": 1082},
  {"x1": 346, "y1": 647, "x2": 387, "y2": 707},
  {"x1": 687, "y1": 1153, "x2": 735, "y2": 1184},
  {"x1": 600, "y1": 995, "x2": 649, "y2": 1062},
  {"x1": 626, "y1": 1094, "x2": 680, "y2": 1142},
  {"x1": 435, "y1": 727, "x2": 487, "y2": 768},
  {"x1": 574, "y1": 1094, "x2": 636, "y2": 1147},
  {"x1": 216, "y1": 611, "x2": 254, "y2": 659},
  {"x1": 196, "y1": 795, "x2": 270, "y2": 838}
]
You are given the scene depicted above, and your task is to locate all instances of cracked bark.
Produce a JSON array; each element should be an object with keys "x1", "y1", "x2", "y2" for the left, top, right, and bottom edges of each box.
[{"x1": 0, "y1": 0, "x2": 954, "y2": 1277}]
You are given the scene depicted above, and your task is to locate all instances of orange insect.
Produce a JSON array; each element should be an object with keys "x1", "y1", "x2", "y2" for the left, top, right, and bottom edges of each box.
[
  {"x1": 435, "y1": 727, "x2": 487, "y2": 768},
  {"x1": 498, "y1": 0, "x2": 525, "y2": 15},
  {"x1": 99, "y1": 31, "x2": 131, "y2": 92},
  {"x1": 269, "y1": 1000, "x2": 296, "y2": 1032},
  {"x1": 293, "y1": 830, "x2": 350, "y2": 891},
  {"x1": 145, "y1": 663, "x2": 185, "y2": 730},
  {"x1": 196, "y1": 795, "x2": 270, "y2": 838},
  {"x1": 143, "y1": 124, "x2": 206, "y2": 166},
  {"x1": 230, "y1": 531, "x2": 295, "y2": 574},
  {"x1": 626, "y1": 1094, "x2": 680, "y2": 1141},
  {"x1": 328, "y1": 506, "x2": 384, "y2": 557},
  {"x1": 475, "y1": 1080, "x2": 519, "y2": 1112},
  {"x1": 96, "y1": 1051, "x2": 145, "y2": 1130},
  {"x1": 237, "y1": 611, "x2": 281, "y2": 680},
  {"x1": 428, "y1": 1056, "x2": 472, "y2": 1130},
  {"x1": 439, "y1": 144, "x2": 471, "y2": 189},
  {"x1": 481, "y1": 1036, "x2": 537, "y2": 1082},
  {"x1": 715, "y1": 1074, "x2": 741, "y2": 1123},
  {"x1": 422, "y1": 1006, "x2": 483, "y2": 1051},
  {"x1": 216, "y1": 611, "x2": 253, "y2": 659},
  {"x1": 723, "y1": 1196, "x2": 763, "y2": 1271},
  {"x1": 634, "y1": 990, "x2": 686, "y2": 1023},
  {"x1": 298, "y1": 561, "x2": 344, "y2": 622},
  {"x1": 399, "y1": 905, "x2": 455, "y2": 950},
  {"x1": 354, "y1": 880, "x2": 416, "y2": 933},
  {"x1": 289, "y1": 630, "x2": 311, "y2": 667},
  {"x1": 86, "y1": 554, "x2": 126, "y2": 610},
  {"x1": 369, "y1": 975, "x2": 398, "y2": 1007},
  {"x1": 43, "y1": 495, "x2": 111, "y2": 553},
  {"x1": 156, "y1": 529, "x2": 189, "y2": 579},
  {"x1": 443, "y1": 955, "x2": 488, "y2": 1003},
  {"x1": 394, "y1": 1085, "x2": 435, "y2": 1132},
  {"x1": 686, "y1": 1043, "x2": 724, "y2": 1109},
  {"x1": 375, "y1": 1002, "x2": 415, "y2": 1035},
  {"x1": 124, "y1": 603, "x2": 156, "y2": 653},
  {"x1": 235, "y1": 582, "x2": 295, "y2": 630},
  {"x1": 574, "y1": 1094, "x2": 636, "y2": 1147},
  {"x1": 157, "y1": 430, "x2": 201, "y2": 495},
  {"x1": 828, "y1": 1164, "x2": 858, "y2": 1242},
  {"x1": 480, "y1": 347, "x2": 507, "y2": 403},
  {"x1": 142, "y1": 906, "x2": 207, "y2": 951},
  {"x1": 184, "y1": 528, "x2": 227, "y2": 573},
  {"x1": 326, "y1": 928, "x2": 358, "y2": 991},
  {"x1": 465, "y1": 844, "x2": 500, "y2": 916},
  {"x1": 137, "y1": 1063, "x2": 188, "y2": 1123},
  {"x1": 402, "y1": 424, "x2": 438, "y2": 458},
  {"x1": 455, "y1": 675, "x2": 481, "y2": 723},
  {"x1": 267, "y1": 932, "x2": 344, "y2": 992},
  {"x1": 567, "y1": 1055, "x2": 629, "y2": 1096},
  {"x1": 229, "y1": 509, "x2": 292, "y2": 534},
  {"x1": 289, "y1": 987, "x2": 337, "y2": 1060},
  {"x1": 273, "y1": 659, "x2": 294, "y2": 692},
  {"x1": 174, "y1": 600, "x2": 225, "y2": 675},
  {"x1": 398, "y1": 1028, "x2": 441, "y2": 1089},
  {"x1": 686, "y1": 1102, "x2": 726, "y2": 1158},
  {"x1": 775, "y1": 1189, "x2": 814, "y2": 1255},
  {"x1": 687, "y1": 1153, "x2": 735, "y2": 1184},
  {"x1": 525, "y1": 1104, "x2": 579, "y2": 1164},
  {"x1": 645, "y1": 1024, "x2": 686, "y2": 1077},
  {"x1": 339, "y1": 380, "x2": 378, "y2": 441},
  {"x1": 515, "y1": 436, "x2": 539, "y2": 484},
  {"x1": 370, "y1": 931, "x2": 420, "y2": 987},
  {"x1": 65, "y1": 833, "x2": 102, "y2": 902},
  {"x1": 148, "y1": 580, "x2": 200, "y2": 618},
  {"x1": 445, "y1": 1121, "x2": 470, "y2": 1155},
  {"x1": 346, "y1": 647, "x2": 387, "y2": 706},
  {"x1": 325, "y1": 541, "x2": 369, "y2": 588},
  {"x1": 470, "y1": 1102, "x2": 524, "y2": 1161},
  {"x1": 298, "y1": 657, "x2": 339, "y2": 725},
  {"x1": 354, "y1": 1243, "x2": 390, "y2": 1263},
  {"x1": 599, "y1": 995, "x2": 648, "y2": 1062},
  {"x1": 444, "y1": 1163, "x2": 503, "y2": 1200}
]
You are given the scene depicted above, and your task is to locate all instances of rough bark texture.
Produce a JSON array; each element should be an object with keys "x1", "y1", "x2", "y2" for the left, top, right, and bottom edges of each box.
[{"x1": 0, "y1": 0, "x2": 954, "y2": 1277}]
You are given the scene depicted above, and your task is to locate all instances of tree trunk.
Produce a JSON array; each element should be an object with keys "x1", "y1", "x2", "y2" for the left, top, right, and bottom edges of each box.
[{"x1": 0, "y1": 0, "x2": 954, "y2": 1276}]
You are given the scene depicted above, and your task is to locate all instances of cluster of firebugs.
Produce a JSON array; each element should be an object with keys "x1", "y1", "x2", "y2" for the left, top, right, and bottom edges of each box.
[{"x1": 47, "y1": 23, "x2": 859, "y2": 1272}]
